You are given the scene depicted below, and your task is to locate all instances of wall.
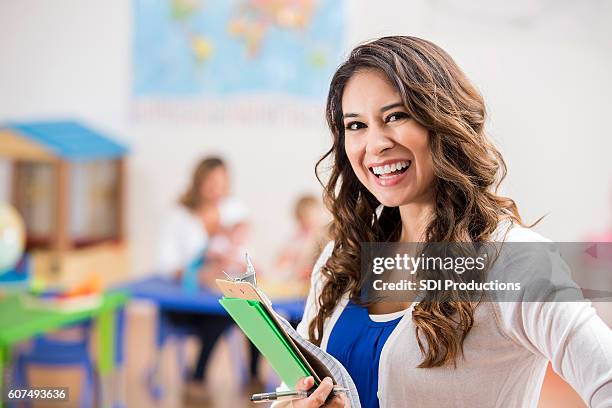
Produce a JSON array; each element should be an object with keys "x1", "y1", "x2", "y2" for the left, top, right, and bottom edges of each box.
[{"x1": 1, "y1": 0, "x2": 611, "y2": 275}]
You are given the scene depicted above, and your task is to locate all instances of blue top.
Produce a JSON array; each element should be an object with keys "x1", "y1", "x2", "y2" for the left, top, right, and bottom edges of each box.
[
  {"x1": 327, "y1": 301, "x2": 404, "y2": 408},
  {"x1": 7, "y1": 120, "x2": 128, "y2": 161}
]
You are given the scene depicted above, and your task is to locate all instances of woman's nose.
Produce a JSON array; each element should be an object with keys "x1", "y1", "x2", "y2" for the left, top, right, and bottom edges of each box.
[{"x1": 365, "y1": 126, "x2": 394, "y2": 155}]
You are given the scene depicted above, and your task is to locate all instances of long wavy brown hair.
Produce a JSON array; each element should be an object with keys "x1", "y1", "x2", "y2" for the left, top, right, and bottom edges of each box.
[{"x1": 311, "y1": 36, "x2": 526, "y2": 368}]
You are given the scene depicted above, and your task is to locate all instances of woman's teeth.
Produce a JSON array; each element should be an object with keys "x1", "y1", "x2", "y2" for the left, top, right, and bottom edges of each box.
[{"x1": 371, "y1": 160, "x2": 411, "y2": 177}]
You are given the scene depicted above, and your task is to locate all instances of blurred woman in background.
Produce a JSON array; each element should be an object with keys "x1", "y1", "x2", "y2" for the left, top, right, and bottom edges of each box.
[{"x1": 158, "y1": 156, "x2": 241, "y2": 400}]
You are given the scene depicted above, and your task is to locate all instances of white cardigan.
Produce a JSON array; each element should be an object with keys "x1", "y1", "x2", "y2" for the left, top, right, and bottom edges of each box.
[{"x1": 289, "y1": 222, "x2": 612, "y2": 407}]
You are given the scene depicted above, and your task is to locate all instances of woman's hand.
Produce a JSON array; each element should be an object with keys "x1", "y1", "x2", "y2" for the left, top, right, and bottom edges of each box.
[{"x1": 291, "y1": 376, "x2": 349, "y2": 407}]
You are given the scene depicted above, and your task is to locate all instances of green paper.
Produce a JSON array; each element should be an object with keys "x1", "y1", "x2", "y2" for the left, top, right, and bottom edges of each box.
[{"x1": 219, "y1": 298, "x2": 311, "y2": 387}]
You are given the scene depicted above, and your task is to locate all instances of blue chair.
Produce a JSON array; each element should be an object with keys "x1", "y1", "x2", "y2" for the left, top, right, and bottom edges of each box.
[
  {"x1": 145, "y1": 310, "x2": 250, "y2": 400},
  {"x1": 13, "y1": 322, "x2": 96, "y2": 408},
  {"x1": 146, "y1": 310, "x2": 204, "y2": 400}
]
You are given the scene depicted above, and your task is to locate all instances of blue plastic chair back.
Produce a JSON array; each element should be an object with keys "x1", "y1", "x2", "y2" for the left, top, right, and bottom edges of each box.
[{"x1": 13, "y1": 321, "x2": 95, "y2": 408}]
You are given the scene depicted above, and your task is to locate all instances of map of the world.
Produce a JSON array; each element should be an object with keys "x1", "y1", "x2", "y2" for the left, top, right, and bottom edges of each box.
[{"x1": 133, "y1": 0, "x2": 345, "y2": 100}]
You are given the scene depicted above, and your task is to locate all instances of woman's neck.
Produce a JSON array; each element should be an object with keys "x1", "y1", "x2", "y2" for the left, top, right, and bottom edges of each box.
[
  {"x1": 196, "y1": 201, "x2": 221, "y2": 234},
  {"x1": 398, "y1": 201, "x2": 434, "y2": 242},
  {"x1": 197, "y1": 201, "x2": 213, "y2": 211}
]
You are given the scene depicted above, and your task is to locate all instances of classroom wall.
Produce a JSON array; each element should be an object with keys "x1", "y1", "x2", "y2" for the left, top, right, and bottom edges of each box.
[{"x1": 1, "y1": 0, "x2": 611, "y2": 276}]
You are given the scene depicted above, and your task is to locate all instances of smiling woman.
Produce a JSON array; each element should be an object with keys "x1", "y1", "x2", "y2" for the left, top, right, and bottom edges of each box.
[{"x1": 274, "y1": 36, "x2": 612, "y2": 408}]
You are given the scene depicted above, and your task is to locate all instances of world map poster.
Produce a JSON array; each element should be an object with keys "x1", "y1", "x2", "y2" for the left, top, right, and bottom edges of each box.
[{"x1": 132, "y1": 0, "x2": 346, "y2": 123}]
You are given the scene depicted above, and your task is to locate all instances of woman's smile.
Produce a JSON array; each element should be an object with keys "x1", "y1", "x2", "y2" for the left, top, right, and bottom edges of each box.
[{"x1": 367, "y1": 159, "x2": 412, "y2": 187}]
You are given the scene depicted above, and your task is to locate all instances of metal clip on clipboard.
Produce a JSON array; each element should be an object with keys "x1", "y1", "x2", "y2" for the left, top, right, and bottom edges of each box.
[
  {"x1": 222, "y1": 253, "x2": 257, "y2": 286},
  {"x1": 221, "y1": 253, "x2": 272, "y2": 306}
]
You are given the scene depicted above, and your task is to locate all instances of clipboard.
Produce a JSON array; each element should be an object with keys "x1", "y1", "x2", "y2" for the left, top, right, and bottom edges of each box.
[{"x1": 216, "y1": 278, "x2": 337, "y2": 388}]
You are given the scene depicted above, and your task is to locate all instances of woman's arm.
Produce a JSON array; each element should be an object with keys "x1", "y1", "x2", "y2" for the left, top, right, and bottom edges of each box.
[
  {"x1": 496, "y1": 245, "x2": 612, "y2": 407},
  {"x1": 157, "y1": 207, "x2": 208, "y2": 279},
  {"x1": 500, "y1": 300, "x2": 612, "y2": 407},
  {"x1": 157, "y1": 212, "x2": 187, "y2": 279}
]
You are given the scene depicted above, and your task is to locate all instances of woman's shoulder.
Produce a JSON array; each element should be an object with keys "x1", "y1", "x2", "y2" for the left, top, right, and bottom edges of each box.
[
  {"x1": 161, "y1": 205, "x2": 206, "y2": 238},
  {"x1": 493, "y1": 217, "x2": 551, "y2": 243},
  {"x1": 166, "y1": 204, "x2": 199, "y2": 225},
  {"x1": 490, "y1": 218, "x2": 560, "y2": 283}
]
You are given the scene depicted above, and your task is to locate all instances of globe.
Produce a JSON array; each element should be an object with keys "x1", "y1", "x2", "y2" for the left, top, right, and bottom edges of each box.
[{"x1": 0, "y1": 203, "x2": 25, "y2": 274}]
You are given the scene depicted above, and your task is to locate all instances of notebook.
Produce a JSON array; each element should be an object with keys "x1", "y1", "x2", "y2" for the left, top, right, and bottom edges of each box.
[
  {"x1": 216, "y1": 278, "x2": 361, "y2": 407},
  {"x1": 219, "y1": 297, "x2": 311, "y2": 385}
]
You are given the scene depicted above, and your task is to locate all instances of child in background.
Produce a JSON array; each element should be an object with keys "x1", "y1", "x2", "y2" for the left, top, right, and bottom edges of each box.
[
  {"x1": 274, "y1": 194, "x2": 328, "y2": 284},
  {"x1": 201, "y1": 200, "x2": 252, "y2": 285}
]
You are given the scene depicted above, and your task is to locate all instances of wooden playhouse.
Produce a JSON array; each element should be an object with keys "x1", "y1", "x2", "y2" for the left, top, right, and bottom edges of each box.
[{"x1": 0, "y1": 120, "x2": 129, "y2": 287}]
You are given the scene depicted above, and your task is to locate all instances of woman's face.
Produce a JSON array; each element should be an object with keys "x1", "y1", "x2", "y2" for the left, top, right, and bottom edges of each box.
[
  {"x1": 199, "y1": 166, "x2": 229, "y2": 205},
  {"x1": 342, "y1": 69, "x2": 435, "y2": 208}
]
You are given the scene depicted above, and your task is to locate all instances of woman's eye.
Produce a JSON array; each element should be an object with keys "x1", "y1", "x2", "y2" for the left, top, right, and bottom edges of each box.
[
  {"x1": 386, "y1": 112, "x2": 409, "y2": 123},
  {"x1": 345, "y1": 121, "x2": 366, "y2": 131}
]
